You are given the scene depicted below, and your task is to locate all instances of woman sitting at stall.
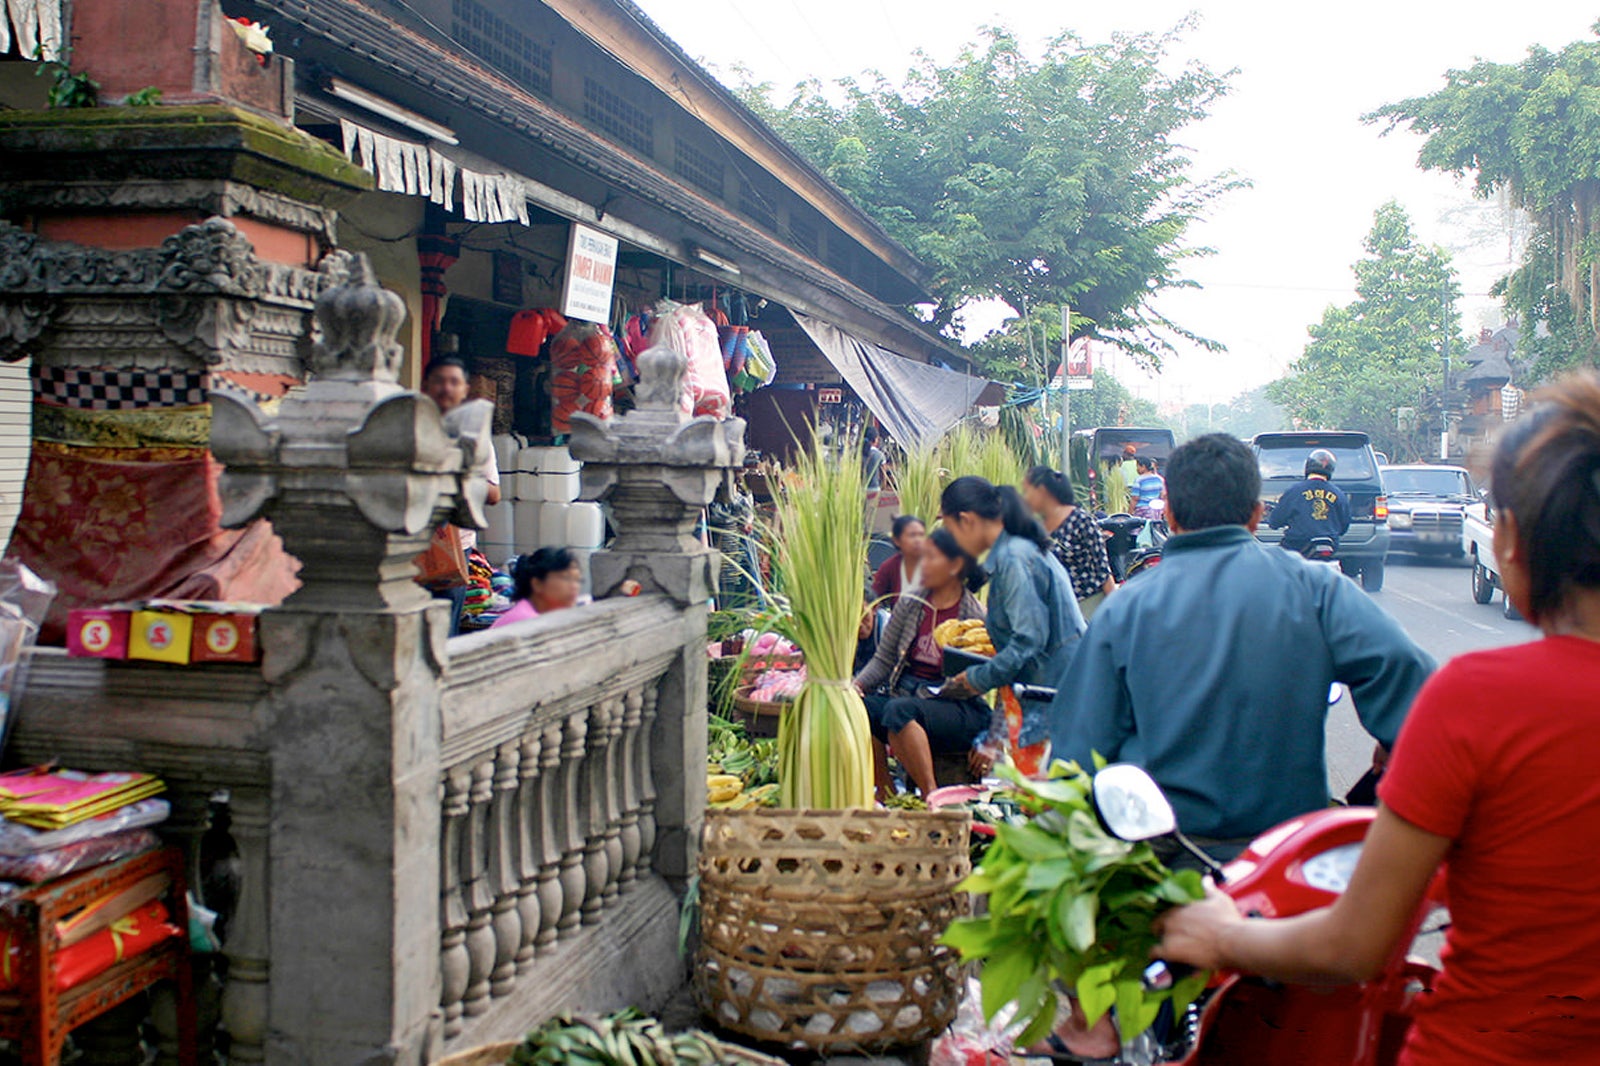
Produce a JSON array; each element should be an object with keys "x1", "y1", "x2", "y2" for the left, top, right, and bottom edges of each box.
[
  {"x1": 854, "y1": 527, "x2": 995, "y2": 798},
  {"x1": 870, "y1": 515, "x2": 927, "y2": 608},
  {"x1": 490, "y1": 547, "x2": 584, "y2": 629},
  {"x1": 938, "y1": 476, "x2": 1085, "y2": 773}
]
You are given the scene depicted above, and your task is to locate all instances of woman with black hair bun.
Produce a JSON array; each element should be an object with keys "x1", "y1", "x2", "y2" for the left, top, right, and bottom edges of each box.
[
  {"x1": 1023, "y1": 465, "x2": 1117, "y2": 619},
  {"x1": 871, "y1": 514, "x2": 927, "y2": 609},
  {"x1": 854, "y1": 527, "x2": 992, "y2": 797},
  {"x1": 939, "y1": 476, "x2": 1085, "y2": 768},
  {"x1": 490, "y1": 547, "x2": 583, "y2": 628}
]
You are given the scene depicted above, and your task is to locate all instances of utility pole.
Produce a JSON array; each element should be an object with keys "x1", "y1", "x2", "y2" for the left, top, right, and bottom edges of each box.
[
  {"x1": 1059, "y1": 306, "x2": 1071, "y2": 473},
  {"x1": 1440, "y1": 281, "x2": 1451, "y2": 461}
]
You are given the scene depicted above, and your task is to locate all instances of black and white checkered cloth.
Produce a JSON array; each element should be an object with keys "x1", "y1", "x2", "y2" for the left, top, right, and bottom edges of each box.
[{"x1": 33, "y1": 367, "x2": 209, "y2": 410}]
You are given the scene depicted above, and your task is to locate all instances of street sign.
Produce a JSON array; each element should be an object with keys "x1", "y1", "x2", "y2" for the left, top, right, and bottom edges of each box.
[
  {"x1": 559, "y1": 224, "x2": 619, "y2": 324},
  {"x1": 817, "y1": 388, "x2": 844, "y2": 404},
  {"x1": 1066, "y1": 378, "x2": 1094, "y2": 391}
]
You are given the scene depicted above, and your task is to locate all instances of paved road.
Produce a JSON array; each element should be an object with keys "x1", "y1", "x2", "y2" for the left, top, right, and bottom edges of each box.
[{"x1": 1325, "y1": 553, "x2": 1531, "y2": 797}]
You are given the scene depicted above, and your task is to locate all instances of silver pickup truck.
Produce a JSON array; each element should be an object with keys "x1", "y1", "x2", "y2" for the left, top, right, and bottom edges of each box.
[{"x1": 1463, "y1": 498, "x2": 1518, "y2": 618}]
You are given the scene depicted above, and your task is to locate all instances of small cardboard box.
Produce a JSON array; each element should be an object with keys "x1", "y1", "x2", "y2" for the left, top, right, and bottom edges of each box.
[
  {"x1": 190, "y1": 611, "x2": 259, "y2": 664},
  {"x1": 128, "y1": 610, "x2": 194, "y2": 665},
  {"x1": 66, "y1": 609, "x2": 130, "y2": 660}
]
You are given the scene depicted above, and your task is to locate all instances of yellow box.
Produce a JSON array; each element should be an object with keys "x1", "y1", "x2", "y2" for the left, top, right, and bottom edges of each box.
[{"x1": 127, "y1": 610, "x2": 194, "y2": 664}]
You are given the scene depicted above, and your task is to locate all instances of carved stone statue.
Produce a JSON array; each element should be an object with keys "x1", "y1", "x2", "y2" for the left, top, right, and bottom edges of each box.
[{"x1": 211, "y1": 256, "x2": 492, "y2": 610}]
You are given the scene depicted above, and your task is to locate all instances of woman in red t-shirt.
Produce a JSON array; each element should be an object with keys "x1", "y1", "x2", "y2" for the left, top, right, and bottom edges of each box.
[
  {"x1": 871, "y1": 515, "x2": 927, "y2": 609},
  {"x1": 1156, "y1": 372, "x2": 1600, "y2": 1065}
]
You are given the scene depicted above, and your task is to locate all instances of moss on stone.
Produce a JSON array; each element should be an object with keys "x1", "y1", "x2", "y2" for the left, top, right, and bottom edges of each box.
[{"x1": 0, "y1": 104, "x2": 373, "y2": 199}]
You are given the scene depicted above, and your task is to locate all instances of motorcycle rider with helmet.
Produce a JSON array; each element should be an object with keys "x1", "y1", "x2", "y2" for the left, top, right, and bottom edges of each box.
[{"x1": 1269, "y1": 448, "x2": 1351, "y2": 556}]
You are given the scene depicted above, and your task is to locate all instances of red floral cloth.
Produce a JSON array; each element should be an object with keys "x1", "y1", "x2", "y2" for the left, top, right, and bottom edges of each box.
[{"x1": 10, "y1": 449, "x2": 300, "y2": 644}]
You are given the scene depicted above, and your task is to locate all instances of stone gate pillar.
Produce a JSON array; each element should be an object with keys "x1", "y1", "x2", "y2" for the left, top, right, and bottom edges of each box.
[
  {"x1": 0, "y1": 0, "x2": 369, "y2": 640},
  {"x1": 211, "y1": 261, "x2": 493, "y2": 1064},
  {"x1": 568, "y1": 343, "x2": 745, "y2": 884}
]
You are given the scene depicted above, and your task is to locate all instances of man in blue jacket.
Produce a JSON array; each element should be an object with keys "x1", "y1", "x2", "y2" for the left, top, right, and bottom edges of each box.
[
  {"x1": 1267, "y1": 447, "x2": 1351, "y2": 553},
  {"x1": 1051, "y1": 434, "x2": 1434, "y2": 852}
]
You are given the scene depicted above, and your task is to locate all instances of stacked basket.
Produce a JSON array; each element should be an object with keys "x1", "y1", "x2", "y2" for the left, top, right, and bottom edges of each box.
[{"x1": 695, "y1": 808, "x2": 971, "y2": 1052}]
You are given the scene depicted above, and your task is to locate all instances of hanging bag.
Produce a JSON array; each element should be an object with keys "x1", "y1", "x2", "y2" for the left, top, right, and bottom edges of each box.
[{"x1": 414, "y1": 525, "x2": 470, "y2": 587}]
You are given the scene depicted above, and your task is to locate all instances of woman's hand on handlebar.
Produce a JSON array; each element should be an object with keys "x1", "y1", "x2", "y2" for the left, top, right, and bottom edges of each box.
[
  {"x1": 1152, "y1": 884, "x2": 1240, "y2": 972},
  {"x1": 940, "y1": 671, "x2": 978, "y2": 701}
]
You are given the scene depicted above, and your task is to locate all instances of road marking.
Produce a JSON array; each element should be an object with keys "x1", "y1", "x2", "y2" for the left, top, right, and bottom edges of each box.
[{"x1": 1386, "y1": 583, "x2": 1500, "y2": 633}]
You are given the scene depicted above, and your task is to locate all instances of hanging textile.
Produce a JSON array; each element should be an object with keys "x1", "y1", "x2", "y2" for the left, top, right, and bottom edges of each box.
[
  {"x1": 338, "y1": 120, "x2": 524, "y2": 226},
  {"x1": 2, "y1": 0, "x2": 62, "y2": 61}
]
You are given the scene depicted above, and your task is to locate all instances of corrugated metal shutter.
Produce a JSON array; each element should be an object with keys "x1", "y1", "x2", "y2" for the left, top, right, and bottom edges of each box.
[{"x1": 0, "y1": 361, "x2": 32, "y2": 546}]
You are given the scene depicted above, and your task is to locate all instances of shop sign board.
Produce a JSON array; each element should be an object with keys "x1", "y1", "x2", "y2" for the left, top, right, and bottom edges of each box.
[
  {"x1": 560, "y1": 224, "x2": 619, "y2": 324},
  {"x1": 817, "y1": 388, "x2": 844, "y2": 405}
]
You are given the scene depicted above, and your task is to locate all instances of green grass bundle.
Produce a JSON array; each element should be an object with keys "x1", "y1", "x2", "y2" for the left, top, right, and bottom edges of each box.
[
  {"x1": 894, "y1": 444, "x2": 947, "y2": 531},
  {"x1": 765, "y1": 438, "x2": 874, "y2": 810}
]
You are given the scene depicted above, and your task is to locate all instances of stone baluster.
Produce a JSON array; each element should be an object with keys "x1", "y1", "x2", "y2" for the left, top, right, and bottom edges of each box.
[
  {"x1": 601, "y1": 697, "x2": 627, "y2": 905},
  {"x1": 219, "y1": 786, "x2": 270, "y2": 1065},
  {"x1": 568, "y1": 337, "x2": 746, "y2": 889},
  {"x1": 438, "y1": 767, "x2": 472, "y2": 1038},
  {"x1": 616, "y1": 688, "x2": 645, "y2": 891},
  {"x1": 488, "y1": 740, "x2": 523, "y2": 997},
  {"x1": 461, "y1": 757, "x2": 497, "y2": 1015},
  {"x1": 212, "y1": 258, "x2": 490, "y2": 1063},
  {"x1": 636, "y1": 686, "x2": 662, "y2": 877},
  {"x1": 580, "y1": 700, "x2": 613, "y2": 923},
  {"x1": 513, "y1": 731, "x2": 542, "y2": 974},
  {"x1": 556, "y1": 710, "x2": 591, "y2": 937},
  {"x1": 534, "y1": 721, "x2": 566, "y2": 952}
]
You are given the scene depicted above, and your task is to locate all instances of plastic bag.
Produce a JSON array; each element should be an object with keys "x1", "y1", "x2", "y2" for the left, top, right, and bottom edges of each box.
[
  {"x1": 0, "y1": 562, "x2": 53, "y2": 759},
  {"x1": 930, "y1": 976, "x2": 1047, "y2": 1066},
  {"x1": 548, "y1": 322, "x2": 619, "y2": 433},
  {"x1": 0, "y1": 798, "x2": 170, "y2": 856},
  {"x1": 0, "y1": 827, "x2": 160, "y2": 883},
  {"x1": 649, "y1": 302, "x2": 731, "y2": 420}
]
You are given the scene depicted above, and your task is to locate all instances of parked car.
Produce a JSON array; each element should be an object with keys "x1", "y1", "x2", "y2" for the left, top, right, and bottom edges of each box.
[
  {"x1": 1251, "y1": 431, "x2": 1391, "y2": 591},
  {"x1": 1380, "y1": 464, "x2": 1477, "y2": 558},
  {"x1": 1463, "y1": 491, "x2": 1520, "y2": 618}
]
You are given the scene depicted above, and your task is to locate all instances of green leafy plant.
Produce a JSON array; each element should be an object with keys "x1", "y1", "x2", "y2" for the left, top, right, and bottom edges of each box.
[
  {"x1": 33, "y1": 47, "x2": 99, "y2": 109},
  {"x1": 758, "y1": 436, "x2": 873, "y2": 809},
  {"x1": 511, "y1": 1008, "x2": 750, "y2": 1065},
  {"x1": 124, "y1": 86, "x2": 163, "y2": 106},
  {"x1": 940, "y1": 759, "x2": 1208, "y2": 1047}
]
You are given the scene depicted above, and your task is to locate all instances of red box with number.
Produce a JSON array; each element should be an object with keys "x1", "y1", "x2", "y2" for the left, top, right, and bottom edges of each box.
[
  {"x1": 189, "y1": 611, "x2": 259, "y2": 664},
  {"x1": 65, "y1": 609, "x2": 131, "y2": 660}
]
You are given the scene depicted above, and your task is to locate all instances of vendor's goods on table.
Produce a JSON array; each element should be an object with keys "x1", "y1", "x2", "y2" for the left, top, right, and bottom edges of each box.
[
  {"x1": 67, "y1": 600, "x2": 263, "y2": 665},
  {"x1": 706, "y1": 715, "x2": 780, "y2": 810},
  {"x1": 694, "y1": 808, "x2": 971, "y2": 1053},
  {"x1": 440, "y1": 1008, "x2": 784, "y2": 1066},
  {"x1": 0, "y1": 766, "x2": 185, "y2": 1001}
]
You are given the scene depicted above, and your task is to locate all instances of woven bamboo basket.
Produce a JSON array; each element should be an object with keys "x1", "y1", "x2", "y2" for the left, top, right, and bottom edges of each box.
[
  {"x1": 694, "y1": 807, "x2": 972, "y2": 1052},
  {"x1": 726, "y1": 655, "x2": 805, "y2": 737}
]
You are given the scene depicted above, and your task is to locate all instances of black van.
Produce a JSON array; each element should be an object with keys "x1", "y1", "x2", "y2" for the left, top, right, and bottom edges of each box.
[{"x1": 1251, "y1": 431, "x2": 1391, "y2": 591}]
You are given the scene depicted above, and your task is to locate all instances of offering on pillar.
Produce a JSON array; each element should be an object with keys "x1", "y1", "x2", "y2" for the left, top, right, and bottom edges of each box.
[{"x1": 66, "y1": 601, "x2": 263, "y2": 665}]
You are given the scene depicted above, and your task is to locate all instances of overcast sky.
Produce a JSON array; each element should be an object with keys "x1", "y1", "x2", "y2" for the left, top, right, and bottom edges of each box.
[{"x1": 638, "y1": 0, "x2": 1596, "y2": 405}]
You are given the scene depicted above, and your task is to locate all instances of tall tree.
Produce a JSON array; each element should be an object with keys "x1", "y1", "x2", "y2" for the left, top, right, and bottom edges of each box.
[
  {"x1": 1368, "y1": 27, "x2": 1600, "y2": 370},
  {"x1": 740, "y1": 24, "x2": 1243, "y2": 367},
  {"x1": 1268, "y1": 203, "x2": 1464, "y2": 462}
]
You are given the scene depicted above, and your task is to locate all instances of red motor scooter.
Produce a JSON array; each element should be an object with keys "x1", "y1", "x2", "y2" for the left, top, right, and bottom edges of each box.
[{"x1": 1090, "y1": 765, "x2": 1445, "y2": 1066}]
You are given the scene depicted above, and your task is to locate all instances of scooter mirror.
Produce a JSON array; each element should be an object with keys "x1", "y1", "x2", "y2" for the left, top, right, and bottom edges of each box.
[{"x1": 1093, "y1": 764, "x2": 1178, "y2": 842}]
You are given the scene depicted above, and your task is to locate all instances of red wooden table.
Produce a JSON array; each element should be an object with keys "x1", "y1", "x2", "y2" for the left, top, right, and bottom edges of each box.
[{"x1": 0, "y1": 846, "x2": 195, "y2": 1066}]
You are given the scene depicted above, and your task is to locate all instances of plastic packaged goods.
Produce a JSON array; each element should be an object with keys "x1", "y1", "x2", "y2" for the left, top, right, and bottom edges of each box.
[
  {"x1": 538, "y1": 502, "x2": 570, "y2": 548},
  {"x1": 479, "y1": 503, "x2": 516, "y2": 562},
  {"x1": 541, "y1": 470, "x2": 580, "y2": 504},
  {"x1": 0, "y1": 798, "x2": 170, "y2": 856},
  {"x1": 548, "y1": 322, "x2": 620, "y2": 434},
  {"x1": 647, "y1": 302, "x2": 732, "y2": 420},
  {"x1": 513, "y1": 500, "x2": 542, "y2": 549},
  {"x1": 0, "y1": 562, "x2": 53, "y2": 755},
  {"x1": 539, "y1": 446, "x2": 580, "y2": 475},
  {"x1": 0, "y1": 827, "x2": 161, "y2": 883}
]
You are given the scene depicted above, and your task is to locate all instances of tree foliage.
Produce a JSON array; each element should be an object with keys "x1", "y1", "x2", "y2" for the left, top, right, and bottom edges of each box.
[
  {"x1": 1174, "y1": 385, "x2": 1284, "y2": 442},
  {"x1": 739, "y1": 24, "x2": 1243, "y2": 367},
  {"x1": 1268, "y1": 203, "x2": 1465, "y2": 462},
  {"x1": 1369, "y1": 26, "x2": 1600, "y2": 367}
]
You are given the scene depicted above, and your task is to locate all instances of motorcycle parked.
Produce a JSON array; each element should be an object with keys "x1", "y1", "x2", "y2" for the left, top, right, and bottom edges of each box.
[
  {"x1": 1088, "y1": 765, "x2": 1443, "y2": 1066},
  {"x1": 1100, "y1": 514, "x2": 1166, "y2": 582}
]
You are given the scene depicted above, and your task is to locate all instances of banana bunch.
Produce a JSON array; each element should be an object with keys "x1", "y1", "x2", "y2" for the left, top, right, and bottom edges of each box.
[
  {"x1": 509, "y1": 1009, "x2": 733, "y2": 1065},
  {"x1": 707, "y1": 773, "x2": 744, "y2": 804},
  {"x1": 708, "y1": 715, "x2": 779, "y2": 788},
  {"x1": 933, "y1": 617, "x2": 996, "y2": 656}
]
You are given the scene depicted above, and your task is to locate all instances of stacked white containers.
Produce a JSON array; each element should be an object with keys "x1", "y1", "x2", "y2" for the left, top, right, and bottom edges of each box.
[
  {"x1": 479, "y1": 434, "x2": 520, "y2": 563},
  {"x1": 503, "y1": 444, "x2": 604, "y2": 554}
]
